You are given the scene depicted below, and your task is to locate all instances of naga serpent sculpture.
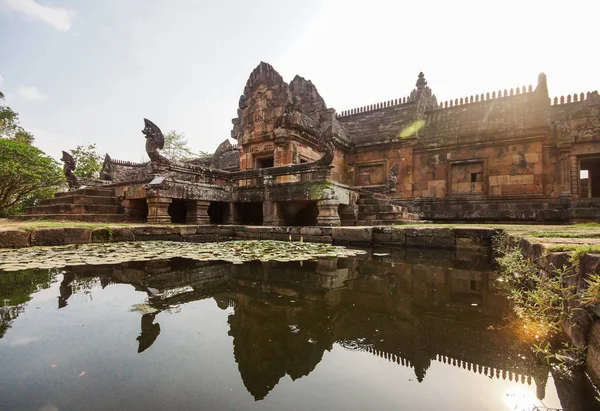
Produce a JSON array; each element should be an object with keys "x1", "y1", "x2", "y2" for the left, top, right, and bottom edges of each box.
[
  {"x1": 142, "y1": 118, "x2": 169, "y2": 163},
  {"x1": 61, "y1": 151, "x2": 80, "y2": 190}
]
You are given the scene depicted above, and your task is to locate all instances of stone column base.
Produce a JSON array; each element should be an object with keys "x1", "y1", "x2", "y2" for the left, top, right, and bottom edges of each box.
[
  {"x1": 187, "y1": 200, "x2": 211, "y2": 224},
  {"x1": 316, "y1": 200, "x2": 341, "y2": 226},
  {"x1": 146, "y1": 197, "x2": 172, "y2": 224}
]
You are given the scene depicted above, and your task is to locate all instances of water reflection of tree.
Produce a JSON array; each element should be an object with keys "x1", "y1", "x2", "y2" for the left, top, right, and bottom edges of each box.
[{"x1": 0, "y1": 269, "x2": 55, "y2": 339}]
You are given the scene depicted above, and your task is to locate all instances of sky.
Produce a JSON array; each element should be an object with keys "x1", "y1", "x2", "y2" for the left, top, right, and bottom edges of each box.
[{"x1": 0, "y1": 0, "x2": 598, "y2": 162}]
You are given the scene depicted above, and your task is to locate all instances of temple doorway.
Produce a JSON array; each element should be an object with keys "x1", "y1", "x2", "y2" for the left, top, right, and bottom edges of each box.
[
  {"x1": 279, "y1": 201, "x2": 318, "y2": 226},
  {"x1": 208, "y1": 202, "x2": 228, "y2": 224},
  {"x1": 580, "y1": 157, "x2": 600, "y2": 199},
  {"x1": 256, "y1": 156, "x2": 274, "y2": 169},
  {"x1": 235, "y1": 202, "x2": 263, "y2": 225},
  {"x1": 168, "y1": 199, "x2": 187, "y2": 224}
]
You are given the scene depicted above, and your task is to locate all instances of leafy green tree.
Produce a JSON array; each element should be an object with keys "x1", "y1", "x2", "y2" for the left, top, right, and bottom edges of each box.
[
  {"x1": 0, "y1": 91, "x2": 34, "y2": 144},
  {"x1": 70, "y1": 143, "x2": 102, "y2": 179},
  {"x1": 0, "y1": 138, "x2": 63, "y2": 216},
  {"x1": 162, "y1": 131, "x2": 198, "y2": 162}
]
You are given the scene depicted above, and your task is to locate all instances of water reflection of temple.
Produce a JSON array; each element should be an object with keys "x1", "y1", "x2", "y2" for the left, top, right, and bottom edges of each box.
[
  {"x1": 220, "y1": 254, "x2": 552, "y2": 401},
  {"x1": 1, "y1": 251, "x2": 555, "y2": 403}
]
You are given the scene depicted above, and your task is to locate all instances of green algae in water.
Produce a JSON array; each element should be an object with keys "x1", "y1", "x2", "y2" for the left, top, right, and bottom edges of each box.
[{"x1": 0, "y1": 240, "x2": 366, "y2": 272}]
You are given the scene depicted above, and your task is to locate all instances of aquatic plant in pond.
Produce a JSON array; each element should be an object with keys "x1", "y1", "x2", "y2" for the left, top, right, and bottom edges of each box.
[
  {"x1": 0, "y1": 240, "x2": 366, "y2": 271},
  {"x1": 493, "y1": 233, "x2": 585, "y2": 374}
]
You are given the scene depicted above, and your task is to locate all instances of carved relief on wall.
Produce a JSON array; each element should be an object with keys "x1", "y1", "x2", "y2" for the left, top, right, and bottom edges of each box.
[
  {"x1": 247, "y1": 143, "x2": 275, "y2": 153},
  {"x1": 356, "y1": 163, "x2": 385, "y2": 186},
  {"x1": 450, "y1": 161, "x2": 484, "y2": 194},
  {"x1": 578, "y1": 107, "x2": 600, "y2": 137},
  {"x1": 387, "y1": 162, "x2": 399, "y2": 192}
]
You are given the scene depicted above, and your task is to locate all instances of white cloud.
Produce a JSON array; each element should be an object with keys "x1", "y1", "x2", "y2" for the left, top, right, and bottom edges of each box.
[
  {"x1": 0, "y1": 74, "x2": 4, "y2": 86},
  {"x1": 0, "y1": 335, "x2": 40, "y2": 347},
  {"x1": 18, "y1": 85, "x2": 47, "y2": 101},
  {"x1": 3, "y1": 0, "x2": 74, "y2": 31}
]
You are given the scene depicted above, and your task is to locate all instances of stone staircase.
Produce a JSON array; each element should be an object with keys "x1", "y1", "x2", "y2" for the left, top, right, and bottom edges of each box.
[
  {"x1": 355, "y1": 193, "x2": 420, "y2": 226},
  {"x1": 10, "y1": 187, "x2": 128, "y2": 223}
]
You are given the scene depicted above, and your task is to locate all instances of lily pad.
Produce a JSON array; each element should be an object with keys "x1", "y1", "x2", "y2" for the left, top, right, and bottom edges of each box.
[{"x1": 0, "y1": 240, "x2": 366, "y2": 272}]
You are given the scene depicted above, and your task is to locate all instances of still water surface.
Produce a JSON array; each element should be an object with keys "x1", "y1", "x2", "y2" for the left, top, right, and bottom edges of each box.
[{"x1": 1, "y1": 247, "x2": 598, "y2": 411}]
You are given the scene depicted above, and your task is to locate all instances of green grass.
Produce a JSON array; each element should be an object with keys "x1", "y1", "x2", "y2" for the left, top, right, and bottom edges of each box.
[
  {"x1": 545, "y1": 244, "x2": 600, "y2": 254},
  {"x1": 529, "y1": 231, "x2": 600, "y2": 239}
]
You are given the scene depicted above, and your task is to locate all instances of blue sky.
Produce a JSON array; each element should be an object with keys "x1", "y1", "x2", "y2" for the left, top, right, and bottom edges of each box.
[{"x1": 0, "y1": 0, "x2": 598, "y2": 162}]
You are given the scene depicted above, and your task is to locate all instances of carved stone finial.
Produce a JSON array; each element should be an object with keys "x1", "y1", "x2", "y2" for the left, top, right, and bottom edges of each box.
[
  {"x1": 535, "y1": 73, "x2": 548, "y2": 96},
  {"x1": 142, "y1": 118, "x2": 169, "y2": 163},
  {"x1": 416, "y1": 72, "x2": 427, "y2": 90},
  {"x1": 100, "y1": 153, "x2": 113, "y2": 181},
  {"x1": 61, "y1": 150, "x2": 79, "y2": 190}
]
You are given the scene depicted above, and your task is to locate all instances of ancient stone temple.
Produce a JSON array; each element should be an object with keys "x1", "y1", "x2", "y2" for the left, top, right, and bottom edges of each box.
[{"x1": 17, "y1": 62, "x2": 600, "y2": 225}]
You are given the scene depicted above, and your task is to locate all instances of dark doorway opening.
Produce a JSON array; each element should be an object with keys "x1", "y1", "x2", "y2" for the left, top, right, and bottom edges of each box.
[
  {"x1": 127, "y1": 199, "x2": 148, "y2": 222},
  {"x1": 208, "y1": 202, "x2": 228, "y2": 224},
  {"x1": 168, "y1": 199, "x2": 187, "y2": 224},
  {"x1": 280, "y1": 201, "x2": 318, "y2": 226},
  {"x1": 338, "y1": 204, "x2": 357, "y2": 226},
  {"x1": 234, "y1": 202, "x2": 263, "y2": 225},
  {"x1": 580, "y1": 158, "x2": 600, "y2": 198},
  {"x1": 256, "y1": 156, "x2": 274, "y2": 169}
]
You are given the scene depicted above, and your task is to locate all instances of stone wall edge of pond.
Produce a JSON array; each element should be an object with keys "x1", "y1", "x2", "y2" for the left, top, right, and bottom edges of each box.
[{"x1": 0, "y1": 225, "x2": 500, "y2": 251}]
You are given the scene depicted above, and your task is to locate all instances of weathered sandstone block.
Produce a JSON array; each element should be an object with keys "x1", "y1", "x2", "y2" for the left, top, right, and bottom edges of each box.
[
  {"x1": 332, "y1": 227, "x2": 373, "y2": 243},
  {"x1": 30, "y1": 227, "x2": 91, "y2": 246},
  {"x1": 0, "y1": 229, "x2": 30, "y2": 248}
]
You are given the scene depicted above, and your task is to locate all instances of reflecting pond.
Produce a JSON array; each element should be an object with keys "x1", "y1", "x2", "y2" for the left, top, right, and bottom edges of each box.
[{"x1": 1, "y1": 246, "x2": 599, "y2": 411}]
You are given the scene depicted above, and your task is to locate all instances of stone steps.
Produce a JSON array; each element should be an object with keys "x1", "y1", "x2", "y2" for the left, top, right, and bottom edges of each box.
[
  {"x1": 39, "y1": 195, "x2": 120, "y2": 206},
  {"x1": 54, "y1": 188, "x2": 115, "y2": 198},
  {"x1": 357, "y1": 198, "x2": 392, "y2": 205},
  {"x1": 355, "y1": 194, "x2": 420, "y2": 225},
  {"x1": 25, "y1": 204, "x2": 123, "y2": 215},
  {"x1": 11, "y1": 186, "x2": 128, "y2": 223},
  {"x1": 10, "y1": 214, "x2": 129, "y2": 223}
]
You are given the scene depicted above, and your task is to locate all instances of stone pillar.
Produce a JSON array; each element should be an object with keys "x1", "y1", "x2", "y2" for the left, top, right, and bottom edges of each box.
[
  {"x1": 224, "y1": 202, "x2": 238, "y2": 225},
  {"x1": 187, "y1": 200, "x2": 210, "y2": 225},
  {"x1": 262, "y1": 175, "x2": 281, "y2": 226},
  {"x1": 316, "y1": 200, "x2": 341, "y2": 226},
  {"x1": 263, "y1": 202, "x2": 281, "y2": 226},
  {"x1": 569, "y1": 154, "x2": 580, "y2": 201},
  {"x1": 274, "y1": 134, "x2": 293, "y2": 183},
  {"x1": 146, "y1": 197, "x2": 172, "y2": 224},
  {"x1": 559, "y1": 154, "x2": 571, "y2": 197}
]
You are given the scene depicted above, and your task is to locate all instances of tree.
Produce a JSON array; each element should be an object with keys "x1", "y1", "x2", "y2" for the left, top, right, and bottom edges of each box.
[
  {"x1": 0, "y1": 91, "x2": 34, "y2": 144},
  {"x1": 70, "y1": 143, "x2": 102, "y2": 179},
  {"x1": 162, "y1": 131, "x2": 198, "y2": 162},
  {"x1": 0, "y1": 138, "x2": 63, "y2": 216}
]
